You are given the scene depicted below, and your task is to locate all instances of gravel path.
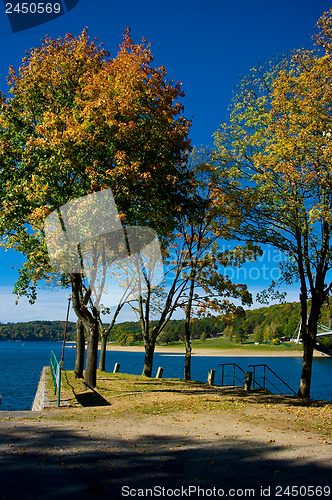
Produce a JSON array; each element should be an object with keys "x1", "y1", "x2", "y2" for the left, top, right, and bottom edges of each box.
[{"x1": 0, "y1": 402, "x2": 331, "y2": 500}]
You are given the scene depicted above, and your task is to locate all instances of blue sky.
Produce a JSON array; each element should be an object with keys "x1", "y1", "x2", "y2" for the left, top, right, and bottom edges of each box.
[{"x1": 0, "y1": 0, "x2": 330, "y2": 322}]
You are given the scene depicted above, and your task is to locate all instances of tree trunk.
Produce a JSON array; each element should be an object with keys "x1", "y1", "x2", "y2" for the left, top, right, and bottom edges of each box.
[
  {"x1": 184, "y1": 347, "x2": 191, "y2": 380},
  {"x1": 75, "y1": 319, "x2": 85, "y2": 378},
  {"x1": 71, "y1": 273, "x2": 100, "y2": 388},
  {"x1": 298, "y1": 293, "x2": 321, "y2": 399},
  {"x1": 298, "y1": 333, "x2": 315, "y2": 398},
  {"x1": 84, "y1": 319, "x2": 99, "y2": 388},
  {"x1": 183, "y1": 266, "x2": 196, "y2": 380},
  {"x1": 98, "y1": 331, "x2": 108, "y2": 372},
  {"x1": 142, "y1": 341, "x2": 155, "y2": 377},
  {"x1": 98, "y1": 304, "x2": 123, "y2": 372},
  {"x1": 183, "y1": 314, "x2": 192, "y2": 380}
]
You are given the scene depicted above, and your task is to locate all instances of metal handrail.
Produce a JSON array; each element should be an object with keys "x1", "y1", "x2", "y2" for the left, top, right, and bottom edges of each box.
[
  {"x1": 50, "y1": 350, "x2": 61, "y2": 407},
  {"x1": 218, "y1": 363, "x2": 246, "y2": 386},
  {"x1": 218, "y1": 363, "x2": 264, "y2": 389},
  {"x1": 248, "y1": 364, "x2": 296, "y2": 396}
]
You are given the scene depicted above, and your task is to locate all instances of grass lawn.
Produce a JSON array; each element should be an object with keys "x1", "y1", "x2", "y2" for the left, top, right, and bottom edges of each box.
[
  {"x1": 47, "y1": 370, "x2": 332, "y2": 439},
  {"x1": 155, "y1": 337, "x2": 303, "y2": 352}
]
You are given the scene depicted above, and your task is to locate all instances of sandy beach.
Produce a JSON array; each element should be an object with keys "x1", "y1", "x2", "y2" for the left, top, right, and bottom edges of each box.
[
  {"x1": 104, "y1": 344, "x2": 329, "y2": 357},
  {"x1": 65, "y1": 341, "x2": 331, "y2": 358}
]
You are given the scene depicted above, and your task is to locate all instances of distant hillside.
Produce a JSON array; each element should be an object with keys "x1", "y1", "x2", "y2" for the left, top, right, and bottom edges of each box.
[
  {"x1": 1, "y1": 300, "x2": 331, "y2": 349},
  {"x1": 0, "y1": 320, "x2": 77, "y2": 341}
]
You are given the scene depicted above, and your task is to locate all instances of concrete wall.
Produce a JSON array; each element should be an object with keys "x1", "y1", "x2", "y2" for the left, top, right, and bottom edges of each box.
[{"x1": 31, "y1": 366, "x2": 49, "y2": 411}]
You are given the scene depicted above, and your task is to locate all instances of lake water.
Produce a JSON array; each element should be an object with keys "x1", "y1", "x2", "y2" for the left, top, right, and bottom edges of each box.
[{"x1": 0, "y1": 341, "x2": 331, "y2": 411}]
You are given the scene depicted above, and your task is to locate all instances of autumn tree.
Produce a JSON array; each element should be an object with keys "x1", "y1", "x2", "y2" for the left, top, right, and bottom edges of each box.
[
  {"x1": 178, "y1": 154, "x2": 258, "y2": 379},
  {"x1": 214, "y1": 9, "x2": 332, "y2": 398},
  {"x1": 128, "y1": 232, "x2": 193, "y2": 377},
  {"x1": 130, "y1": 155, "x2": 255, "y2": 378},
  {"x1": 0, "y1": 29, "x2": 191, "y2": 387}
]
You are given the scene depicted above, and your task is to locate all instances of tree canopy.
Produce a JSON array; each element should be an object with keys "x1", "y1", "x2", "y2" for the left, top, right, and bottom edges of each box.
[
  {"x1": 0, "y1": 28, "x2": 192, "y2": 386},
  {"x1": 213, "y1": 8, "x2": 332, "y2": 397},
  {"x1": 0, "y1": 28, "x2": 191, "y2": 295}
]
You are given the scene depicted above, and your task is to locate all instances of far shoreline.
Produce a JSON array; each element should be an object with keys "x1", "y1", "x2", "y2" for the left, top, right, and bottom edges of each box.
[
  {"x1": 103, "y1": 344, "x2": 330, "y2": 358},
  {"x1": 64, "y1": 342, "x2": 331, "y2": 357}
]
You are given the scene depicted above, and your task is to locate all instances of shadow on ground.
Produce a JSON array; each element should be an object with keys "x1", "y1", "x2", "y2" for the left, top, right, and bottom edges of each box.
[
  {"x1": 64, "y1": 373, "x2": 111, "y2": 407},
  {"x1": 0, "y1": 417, "x2": 330, "y2": 500},
  {"x1": 74, "y1": 391, "x2": 111, "y2": 407}
]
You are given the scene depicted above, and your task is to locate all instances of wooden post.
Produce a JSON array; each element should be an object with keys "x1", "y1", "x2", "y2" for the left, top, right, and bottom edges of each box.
[
  {"x1": 243, "y1": 371, "x2": 252, "y2": 392},
  {"x1": 208, "y1": 369, "x2": 215, "y2": 386},
  {"x1": 156, "y1": 367, "x2": 164, "y2": 378},
  {"x1": 113, "y1": 363, "x2": 120, "y2": 373}
]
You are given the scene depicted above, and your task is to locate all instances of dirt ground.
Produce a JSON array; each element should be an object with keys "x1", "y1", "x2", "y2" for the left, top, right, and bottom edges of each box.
[{"x1": 0, "y1": 375, "x2": 331, "y2": 500}]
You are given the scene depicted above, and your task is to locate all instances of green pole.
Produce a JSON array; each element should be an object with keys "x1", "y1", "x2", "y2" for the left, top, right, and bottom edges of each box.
[{"x1": 57, "y1": 364, "x2": 61, "y2": 407}]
